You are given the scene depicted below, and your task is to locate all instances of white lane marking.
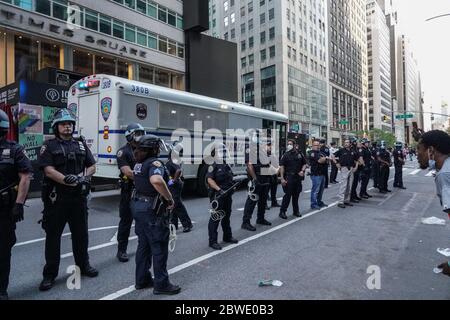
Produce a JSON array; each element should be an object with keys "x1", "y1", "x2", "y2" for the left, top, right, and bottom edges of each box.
[
  {"x1": 305, "y1": 190, "x2": 312, "y2": 194},
  {"x1": 61, "y1": 236, "x2": 138, "y2": 259},
  {"x1": 237, "y1": 208, "x2": 245, "y2": 211},
  {"x1": 110, "y1": 231, "x2": 118, "y2": 243},
  {"x1": 14, "y1": 225, "x2": 126, "y2": 248},
  {"x1": 100, "y1": 201, "x2": 340, "y2": 300},
  {"x1": 426, "y1": 171, "x2": 435, "y2": 177},
  {"x1": 410, "y1": 169, "x2": 421, "y2": 175}
]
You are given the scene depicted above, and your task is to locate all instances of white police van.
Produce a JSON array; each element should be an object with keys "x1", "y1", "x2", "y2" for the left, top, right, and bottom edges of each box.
[{"x1": 68, "y1": 75, "x2": 288, "y2": 195}]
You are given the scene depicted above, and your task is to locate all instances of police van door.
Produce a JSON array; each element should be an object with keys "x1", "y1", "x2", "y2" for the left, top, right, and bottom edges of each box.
[{"x1": 77, "y1": 93, "x2": 100, "y2": 160}]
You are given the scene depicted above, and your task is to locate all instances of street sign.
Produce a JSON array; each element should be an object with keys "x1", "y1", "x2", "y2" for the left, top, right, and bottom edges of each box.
[
  {"x1": 395, "y1": 114, "x2": 414, "y2": 120},
  {"x1": 339, "y1": 120, "x2": 349, "y2": 125}
]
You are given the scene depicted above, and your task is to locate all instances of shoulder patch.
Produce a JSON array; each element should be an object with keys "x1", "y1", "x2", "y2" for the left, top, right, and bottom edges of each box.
[
  {"x1": 40, "y1": 145, "x2": 47, "y2": 156},
  {"x1": 152, "y1": 161, "x2": 162, "y2": 167},
  {"x1": 208, "y1": 165, "x2": 214, "y2": 173},
  {"x1": 117, "y1": 150, "x2": 123, "y2": 158}
]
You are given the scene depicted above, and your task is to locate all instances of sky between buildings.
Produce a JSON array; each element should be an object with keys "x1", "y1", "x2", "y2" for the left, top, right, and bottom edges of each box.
[{"x1": 392, "y1": 0, "x2": 450, "y2": 130}]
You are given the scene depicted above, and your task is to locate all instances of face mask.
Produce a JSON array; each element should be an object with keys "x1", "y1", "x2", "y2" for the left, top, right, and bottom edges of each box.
[
  {"x1": 429, "y1": 160, "x2": 436, "y2": 170},
  {"x1": 287, "y1": 145, "x2": 294, "y2": 151}
]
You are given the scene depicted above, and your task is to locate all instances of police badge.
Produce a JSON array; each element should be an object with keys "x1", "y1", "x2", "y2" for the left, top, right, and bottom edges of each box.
[{"x1": 101, "y1": 97, "x2": 113, "y2": 122}]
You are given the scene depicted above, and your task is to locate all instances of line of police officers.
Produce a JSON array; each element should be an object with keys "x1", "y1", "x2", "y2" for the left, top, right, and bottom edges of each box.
[{"x1": 0, "y1": 104, "x2": 409, "y2": 298}]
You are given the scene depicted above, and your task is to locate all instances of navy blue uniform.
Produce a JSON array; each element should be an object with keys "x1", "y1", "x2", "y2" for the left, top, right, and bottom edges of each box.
[
  {"x1": 0, "y1": 140, "x2": 32, "y2": 296},
  {"x1": 243, "y1": 146, "x2": 271, "y2": 225},
  {"x1": 116, "y1": 143, "x2": 136, "y2": 254},
  {"x1": 166, "y1": 159, "x2": 192, "y2": 229},
  {"x1": 359, "y1": 146, "x2": 372, "y2": 197},
  {"x1": 377, "y1": 149, "x2": 391, "y2": 192},
  {"x1": 132, "y1": 158, "x2": 171, "y2": 289},
  {"x1": 351, "y1": 147, "x2": 364, "y2": 200},
  {"x1": 371, "y1": 146, "x2": 380, "y2": 188},
  {"x1": 320, "y1": 146, "x2": 330, "y2": 188},
  {"x1": 393, "y1": 148, "x2": 405, "y2": 188},
  {"x1": 39, "y1": 137, "x2": 95, "y2": 279},
  {"x1": 279, "y1": 149, "x2": 307, "y2": 216},
  {"x1": 207, "y1": 163, "x2": 234, "y2": 244}
]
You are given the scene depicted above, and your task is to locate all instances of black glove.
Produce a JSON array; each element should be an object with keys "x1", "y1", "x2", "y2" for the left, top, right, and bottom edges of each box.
[
  {"x1": 12, "y1": 203, "x2": 24, "y2": 223},
  {"x1": 64, "y1": 174, "x2": 79, "y2": 185}
]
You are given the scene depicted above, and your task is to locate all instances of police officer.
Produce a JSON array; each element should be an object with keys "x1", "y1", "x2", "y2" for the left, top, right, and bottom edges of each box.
[
  {"x1": 0, "y1": 110, "x2": 32, "y2": 300},
  {"x1": 38, "y1": 109, "x2": 98, "y2": 292},
  {"x1": 335, "y1": 139, "x2": 359, "y2": 209},
  {"x1": 371, "y1": 142, "x2": 380, "y2": 189},
  {"x1": 115, "y1": 123, "x2": 146, "y2": 263},
  {"x1": 242, "y1": 136, "x2": 272, "y2": 231},
  {"x1": 350, "y1": 141, "x2": 364, "y2": 203},
  {"x1": 309, "y1": 140, "x2": 328, "y2": 210},
  {"x1": 320, "y1": 139, "x2": 330, "y2": 188},
  {"x1": 359, "y1": 139, "x2": 373, "y2": 199},
  {"x1": 131, "y1": 134, "x2": 180, "y2": 295},
  {"x1": 329, "y1": 142, "x2": 339, "y2": 184},
  {"x1": 279, "y1": 139, "x2": 307, "y2": 219},
  {"x1": 167, "y1": 143, "x2": 193, "y2": 233},
  {"x1": 393, "y1": 142, "x2": 406, "y2": 190},
  {"x1": 377, "y1": 142, "x2": 392, "y2": 194},
  {"x1": 207, "y1": 143, "x2": 239, "y2": 250},
  {"x1": 267, "y1": 141, "x2": 281, "y2": 209}
]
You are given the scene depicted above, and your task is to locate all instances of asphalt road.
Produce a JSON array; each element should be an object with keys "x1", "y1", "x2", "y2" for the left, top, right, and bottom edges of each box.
[{"x1": 7, "y1": 160, "x2": 450, "y2": 300}]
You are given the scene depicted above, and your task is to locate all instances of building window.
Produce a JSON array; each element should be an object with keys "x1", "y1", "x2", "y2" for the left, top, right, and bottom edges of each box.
[
  {"x1": 155, "y1": 69, "x2": 170, "y2": 87},
  {"x1": 95, "y1": 55, "x2": 116, "y2": 75},
  {"x1": 249, "y1": 54, "x2": 254, "y2": 66},
  {"x1": 242, "y1": 72, "x2": 255, "y2": 106},
  {"x1": 249, "y1": 36, "x2": 254, "y2": 48},
  {"x1": 148, "y1": 33, "x2": 157, "y2": 49},
  {"x1": 260, "y1": 31, "x2": 266, "y2": 44},
  {"x1": 269, "y1": 27, "x2": 275, "y2": 39},
  {"x1": 231, "y1": 13, "x2": 236, "y2": 24},
  {"x1": 35, "y1": 0, "x2": 50, "y2": 15},
  {"x1": 224, "y1": 1, "x2": 229, "y2": 11},
  {"x1": 241, "y1": 57, "x2": 247, "y2": 68},
  {"x1": 100, "y1": 15, "x2": 112, "y2": 35},
  {"x1": 249, "y1": 19, "x2": 254, "y2": 30},
  {"x1": 158, "y1": 6, "x2": 167, "y2": 23},
  {"x1": 41, "y1": 42, "x2": 60, "y2": 70},
  {"x1": 269, "y1": 8, "x2": 274, "y2": 20},
  {"x1": 260, "y1": 13, "x2": 265, "y2": 24},
  {"x1": 113, "y1": 20, "x2": 124, "y2": 39},
  {"x1": 117, "y1": 60, "x2": 129, "y2": 78},
  {"x1": 269, "y1": 45, "x2": 275, "y2": 58},
  {"x1": 260, "y1": 49, "x2": 267, "y2": 61},
  {"x1": 14, "y1": 35, "x2": 38, "y2": 80},
  {"x1": 261, "y1": 65, "x2": 276, "y2": 111},
  {"x1": 241, "y1": 40, "x2": 246, "y2": 51},
  {"x1": 73, "y1": 49, "x2": 93, "y2": 76},
  {"x1": 158, "y1": 36, "x2": 168, "y2": 53}
]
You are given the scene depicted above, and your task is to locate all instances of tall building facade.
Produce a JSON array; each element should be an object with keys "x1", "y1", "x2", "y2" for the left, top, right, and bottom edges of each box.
[
  {"x1": 398, "y1": 35, "x2": 421, "y2": 144},
  {"x1": 366, "y1": 0, "x2": 392, "y2": 132},
  {"x1": 328, "y1": 0, "x2": 368, "y2": 143},
  {"x1": 208, "y1": 0, "x2": 329, "y2": 139},
  {"x1": 0, "y1": 0, "x2": 185, "y2": 89}
]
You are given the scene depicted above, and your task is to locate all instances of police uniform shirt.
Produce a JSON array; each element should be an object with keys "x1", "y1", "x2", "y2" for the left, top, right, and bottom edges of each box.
[
  {"x1": 245, "y1": 143, "x2": 270, "y2": 176},
  {"x1": 117, "y1": 143, "x2": 136, "y2": 179},
  {"x1": 334, "y1": 148, "x2": 358, "y2": 168},
  {"x1": 0, "y1": 140, "x2": 33, "y2": 190},
  {"x1": 206, "y1": 163, "x2": 234, "y2": 190},
  {"x1": 280, "y1": 150, "x2": 306, "y2": 175},
  {"x1": 308, "y1": 150, "x2": 323, "y2": 176},
  {"x1": 436, "y1": 157, "x2": 450, "y2": 214},
  {"x1": 166, "y1": 159, "x2": 182, "y2": 180},
  {"x1": 377, "y1": 149, "x2": 391, "y2": 164},
  {"x1": 133, "y1": 158, "x2": 168, "y2": 197},
  {"x1": 393, "y1": 149, "x2": 404, "y2": 166}
]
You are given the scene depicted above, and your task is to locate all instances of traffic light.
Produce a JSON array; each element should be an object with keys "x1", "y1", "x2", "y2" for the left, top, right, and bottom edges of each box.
[{"x1": 382, "y1": 115, "x2": 389, "y2": 122}]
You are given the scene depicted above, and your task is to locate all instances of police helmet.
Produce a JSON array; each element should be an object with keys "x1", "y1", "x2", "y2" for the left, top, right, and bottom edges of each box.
[
  {"x1": 125, "y1": 123, "x2": 146, "y2": 143},
  {"x1": 0, "y1": 109, "x2": 10, "y2": 134},
  {"x1": 136, "y1": 134, "x2": 162, "y2": 150},
  {"x1": 360, "y1": 138, "x2": 368, "y2": 144},
  {"x1": 51, "y1": 108, "x2": 76, "y2": 130},
  {"x1": 395, "y1": 141, "x2": 403, "y2": 148}
]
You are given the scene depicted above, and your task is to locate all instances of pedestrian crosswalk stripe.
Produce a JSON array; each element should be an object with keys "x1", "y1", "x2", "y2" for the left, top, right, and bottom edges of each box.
[
  {"x1": 425, "y1": 171, "x2": 435, "y2": 177},
  {"x1": 410, "y1": 169, "x2": 421, "y2": 175}
]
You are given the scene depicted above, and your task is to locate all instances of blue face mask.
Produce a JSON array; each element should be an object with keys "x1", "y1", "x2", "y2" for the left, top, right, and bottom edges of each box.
[{"x1": 429, "y1": 159, "x2": 436, "y2": 170}]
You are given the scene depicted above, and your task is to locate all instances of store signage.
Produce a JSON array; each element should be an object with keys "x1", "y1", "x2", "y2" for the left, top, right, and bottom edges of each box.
[{"x1": 1, "y1": 8, "x2": 148, "y2": 60}]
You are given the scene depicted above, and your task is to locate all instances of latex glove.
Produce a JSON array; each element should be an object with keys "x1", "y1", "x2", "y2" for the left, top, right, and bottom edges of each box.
[
  {"x1": 12, "y1": 203, "x2": 24, "y2": 223},
  {"x1": 64, "y1": 174, "x2": 79, "y2": 185}
]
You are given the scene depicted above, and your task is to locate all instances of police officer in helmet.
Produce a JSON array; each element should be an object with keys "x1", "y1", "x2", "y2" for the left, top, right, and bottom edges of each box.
[
  {"x1": 115, "y1": 123, "x2": 146, "y2": 263},
  {"x1": 38, "y1": 108, "x2": 98, "y2": 291},
  {"x1": 0, "y1": 110, "x2": 32, "y2": 300},
  {"x1": 131, "y1": 134, "x2": 180, "y2": 295},
  {"x1": 377, "y1": 141, "x2": 392, "y2": 193},
  {"x1": 206, "y1": 143, "x2": 239, "y2": 250},
  {"x1": 393, "y1": 142, "x2": 406, "y2": 190}
]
